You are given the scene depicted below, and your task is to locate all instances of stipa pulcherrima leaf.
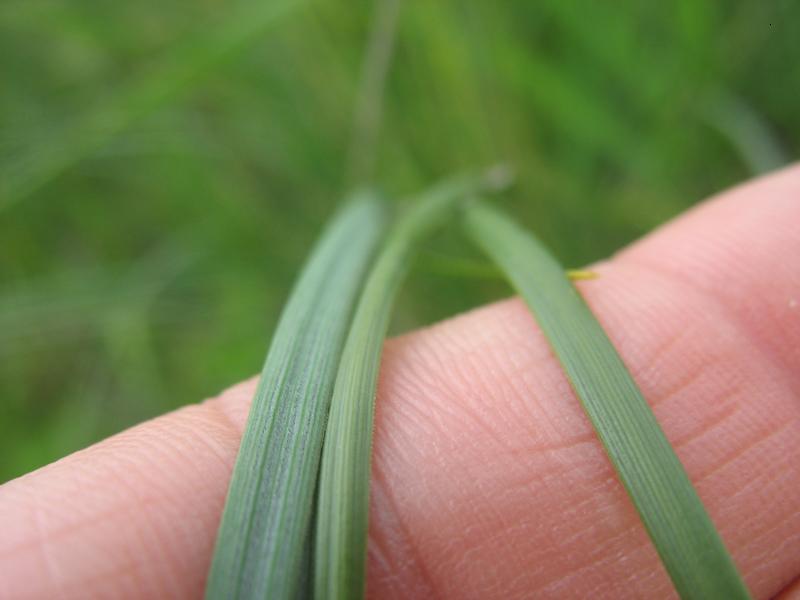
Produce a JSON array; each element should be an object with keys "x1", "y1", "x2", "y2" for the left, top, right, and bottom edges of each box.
[
  {"x1": 205, "y1": 194, "x2": 387, "y2": 600},
  {"x1": 313, "y1": 170, "x2": 511, "y2": 600},
  {"x1": 461, "y1": 200, "x2": 751, "y2": 600}
]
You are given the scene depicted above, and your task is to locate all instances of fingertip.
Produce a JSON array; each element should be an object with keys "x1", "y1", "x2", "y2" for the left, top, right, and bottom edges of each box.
[
  {"x1": 0, "y1": 399, "x2": 247, "y2": 599},
  {"x1": 615, "y1": 162, "x2": 800, "y2": 386}
]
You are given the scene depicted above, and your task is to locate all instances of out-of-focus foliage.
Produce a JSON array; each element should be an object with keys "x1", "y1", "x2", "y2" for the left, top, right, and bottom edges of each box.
[{"x1": 0, "y1": 0, "x2": 796, "y2": 481}]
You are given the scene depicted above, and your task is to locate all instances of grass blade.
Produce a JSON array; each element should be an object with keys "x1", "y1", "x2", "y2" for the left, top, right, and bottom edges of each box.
[
  {"x1": 462, "y1": 200, "x2": 751, "y2": 600},
  {"x1": 0, "y1": 0, "x2": 299, "y2": 211},
  {"x1": 205, "y1": 194, "x2": 387, "y2": 600},
  {"x1": 314, "y1": 172, "x2": 506, "y2": 600}
]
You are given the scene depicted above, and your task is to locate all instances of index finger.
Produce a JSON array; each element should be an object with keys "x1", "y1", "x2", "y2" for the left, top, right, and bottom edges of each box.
[{"x1": 2, "y1": 165, "x2": 800, "y2": 599}]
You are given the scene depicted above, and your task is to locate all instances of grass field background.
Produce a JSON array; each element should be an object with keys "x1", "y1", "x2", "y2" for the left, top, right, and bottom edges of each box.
[{"x1": 1, "y1": 0, "x2": 796, "y2": 481}]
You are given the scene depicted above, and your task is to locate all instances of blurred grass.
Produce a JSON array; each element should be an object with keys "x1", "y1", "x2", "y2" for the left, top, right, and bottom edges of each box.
[{"x1": 1, "y1": 0, "x2": 797, "y2": 481}]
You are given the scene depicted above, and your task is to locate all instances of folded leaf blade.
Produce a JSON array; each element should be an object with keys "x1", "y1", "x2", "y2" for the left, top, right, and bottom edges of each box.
[
  {"x1": 314, "y1": 175, "x2": 494, "y2": 600},
  {"x1": 205, "y1": 194, "x2": 387, "y2": 600}
]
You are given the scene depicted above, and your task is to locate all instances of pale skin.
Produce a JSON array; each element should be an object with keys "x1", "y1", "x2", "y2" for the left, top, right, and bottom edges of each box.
[{"x1": 2, "y1": 166, "x2": 799, "y2": 599}]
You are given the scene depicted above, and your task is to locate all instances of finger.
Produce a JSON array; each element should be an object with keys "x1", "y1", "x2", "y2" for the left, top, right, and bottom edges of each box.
[
  {"x1": 617, "y1": 167, "x2": 800, "y2": 377},
  {"x1": 1, "y1": 166, "x2": 798, "y2": 600},
  {"x1": 775, "y1": 576, "x2": 800, "y2": 600},
  {"x1": 367, "y1": 165, "x2": 800, "y2": 599},
  {"x1": 0, "y1": 384, "x2": 254, "y2": 600}
]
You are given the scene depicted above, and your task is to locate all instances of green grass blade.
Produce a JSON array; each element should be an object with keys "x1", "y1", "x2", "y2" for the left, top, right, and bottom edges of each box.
[
  {"x1": 313, "y1": 173, "x2": 503, "y2": 600},
  {"x1": 205, "y1": 194, "x2": 387, "y2": 600},
  {"x1": 462, "y1": 201, "x2": 751, "y2": 600},
  {"x1": 0, "y1": 0, "x2": 299, "y2": 211}
]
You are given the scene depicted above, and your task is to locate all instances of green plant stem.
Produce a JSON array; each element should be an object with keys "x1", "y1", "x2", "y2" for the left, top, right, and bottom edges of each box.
[
  {"x1": 462, "y1": 200, "x2": 751, "y2": 600},
  {"x1": 205, "y1": 195, "x2": 386, "y2": 600},
  {"x1": 347, "y1": 0, "x2": 404, "y2": 185}
]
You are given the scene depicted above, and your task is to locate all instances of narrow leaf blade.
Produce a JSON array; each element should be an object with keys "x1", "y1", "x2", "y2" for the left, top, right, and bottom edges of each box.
[
  {"x1": 314, "y1": 174, "x2": 495, "y2": 600},
  {"x1": 462, "y1": 200, "x2": 751, "y2": 600},
  {"x1": 205, "y1": 195, "x2": 386, "y2": 600}
]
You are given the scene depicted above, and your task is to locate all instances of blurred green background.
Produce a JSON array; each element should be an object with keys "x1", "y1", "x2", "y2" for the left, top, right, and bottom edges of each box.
[{"x1": 1, "y1": 0, "x2": 796, "y2": 482}]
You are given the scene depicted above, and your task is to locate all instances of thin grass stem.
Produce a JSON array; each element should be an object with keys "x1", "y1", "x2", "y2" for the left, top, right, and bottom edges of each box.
[{"x1": 347, "y1": 0, "x2": 404, "y2": 186}]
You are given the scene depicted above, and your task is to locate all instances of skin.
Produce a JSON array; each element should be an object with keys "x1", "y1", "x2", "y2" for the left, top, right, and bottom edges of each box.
[{"x1": 1, "y1": 166, "x2": 799, "y2": 599}]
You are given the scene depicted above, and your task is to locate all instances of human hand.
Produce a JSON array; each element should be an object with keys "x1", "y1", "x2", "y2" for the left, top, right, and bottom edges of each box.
[{"x1": 2, "y1": 167, "x2": 799, "y2": 599}]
